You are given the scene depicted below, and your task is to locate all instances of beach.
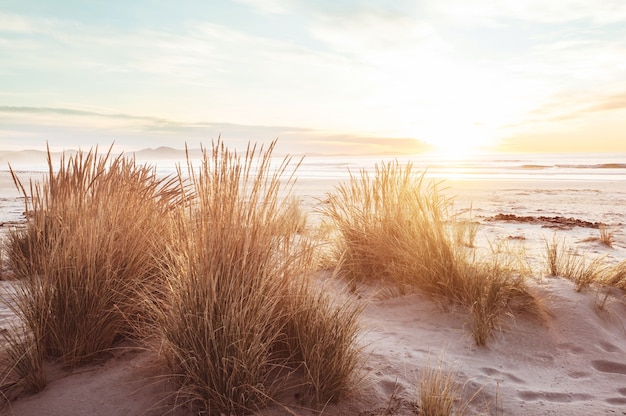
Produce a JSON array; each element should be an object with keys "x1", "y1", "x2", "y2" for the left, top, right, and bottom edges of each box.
[{"x1": 1, "y1": 152, "x2": 625, "y2": 415}]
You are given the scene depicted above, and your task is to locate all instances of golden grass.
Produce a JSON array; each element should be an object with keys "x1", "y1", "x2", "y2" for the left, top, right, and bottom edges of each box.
[
  {"x1": 452, "y1": 208, "x2": 479, "y2": 248},
  {"x1": 603, "y1": 260, "x2": 626, "y2": 289},
  {"x1": 150, "y1": 141, "x2": 362, "y2": 414},
  {"x1": 3, "y1": 145, "x2": 181, "y2": 373},
  {"x1": 599, "y1": 226, "x2": 615, "y2": 248},
  {"x1": 321, "y1": 161, "x2": 453, "y2": 290},
  {"x1": 581, "y1": 226, "x2": 615, "y2": 248},
  {"x1": 0, "y1": 325, "x2": 46, "y2": 403},
  {"x1": 460, "y1": 258, "x2": 534, "y2": 346},
  {"x1": 281, "y1": 279, "x2": 363, "y2": 405},
  {"x1": 419, "y1": 364, "x2": 468, "y2": 416},
  {"x1": 321, "y1": 161, "x2": 537, "y2": 345},
  {"x1": 544, "y1": 236, "x2": 607, "y2": 291}
]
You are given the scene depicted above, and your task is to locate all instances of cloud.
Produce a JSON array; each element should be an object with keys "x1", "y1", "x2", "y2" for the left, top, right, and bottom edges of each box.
[
  {"x1": 423, "y1": 0, "x2": 626, "y2": 25},
  {"x1": 2, "y1": 2, "x2": 625, "y2": 153},
  {"x1": 0, "y1": 11, "x2": 55, "y2": 33},
  {"x1": 585, "y1": 93, "x2": 626, "y2": 113},
  {"x1": 230, "y1": 0, "x2": 292, "y2": 15},
  {"x1": 0, "y1": 11, "x2": 370, "y2": 130},
  {"x1": 526, "y1": 91, "x2": 626, "y2": 124},
  {"x1": 0, "y1": 106, "x2": 430, "y2": 155}
]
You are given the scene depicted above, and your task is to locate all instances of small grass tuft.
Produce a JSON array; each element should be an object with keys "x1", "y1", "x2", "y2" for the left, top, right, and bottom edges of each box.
[
  {"x1": 544, "y1": 236, "x2": 607, "y2": 290},
  {"x1": 598, "y1": 226, "x2": 614, "y2": 248},
  {"x1": 419, "y1": 363, "x2": 468, "y2": 416},
  {"x1": 0, "y1": 324, "x2": 46, "y2": 403},
  {"x1": 452, "y1": 207, "x2": 479, "y2": 248},
  {"x1": 603, "y1": 260, "x2": 626, "y2": 289},
  {"x1": 282, "y1": 280, "x2": 363, "y2": 405}
]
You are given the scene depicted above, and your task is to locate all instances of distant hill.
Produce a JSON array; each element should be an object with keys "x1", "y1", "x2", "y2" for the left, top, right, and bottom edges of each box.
[
  {"x1": 1, "y1": 139, "x2": 435, "y2": 169},
  {"x1": 132, "y1": 147, "x2": 204, "y2": 160}
]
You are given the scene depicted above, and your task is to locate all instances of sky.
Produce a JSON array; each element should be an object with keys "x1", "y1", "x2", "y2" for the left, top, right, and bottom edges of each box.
[{"x1": 1, "y1": 0, "x2": 625, "y2": 155}]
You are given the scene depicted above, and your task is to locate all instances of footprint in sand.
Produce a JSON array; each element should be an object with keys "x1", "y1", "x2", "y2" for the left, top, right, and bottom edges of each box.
[
  {"x1": 598, "y1": 341, "x2": 622, "y2": 353},
  {"x1": 605, "y1": 397, "x2": 626, "y2": 406},
  {"x1": 567, "y1": 370, "x2": 591, "y2": 379},
  {"x1": 557, "y1": 342, "x2": 586, "y2": 354},
  {"x1": 517, "y1": 391, "x2": 593, "y2": 403},
  {"x1": 479, "y1": 367, "x2": 526, "y2": 384},
  {"x1": 378, "y1": 377, "x2": 405, "y2": 396},
  {"x1": 591, "y1": 360, "x2": 626, "y2": 375},
  {"x1": 600, "y1": 378, "x2": 626, "y2": 406}
]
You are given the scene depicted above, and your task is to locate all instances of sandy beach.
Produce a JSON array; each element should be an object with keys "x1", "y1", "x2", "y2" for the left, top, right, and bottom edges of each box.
[
  {"x1": 1, "y1": 159, "x2": 625, "y2": 416},
  {"x1": 4, "y1": 0, "x2": 626, "y2": 412}
]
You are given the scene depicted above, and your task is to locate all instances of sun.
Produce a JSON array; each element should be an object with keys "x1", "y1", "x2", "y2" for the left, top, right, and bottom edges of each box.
[{"x1": 418, "y1": 121, "x2": 496, "y2": 160}]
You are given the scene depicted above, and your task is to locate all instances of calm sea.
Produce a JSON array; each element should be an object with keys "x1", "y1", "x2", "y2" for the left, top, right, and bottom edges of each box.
[
  {"x1": 2, "y1": 152, "x2": 626, "y2": 225},
  {"x1": 290, "y1": 152, "x2": 626, "y2": 182}
]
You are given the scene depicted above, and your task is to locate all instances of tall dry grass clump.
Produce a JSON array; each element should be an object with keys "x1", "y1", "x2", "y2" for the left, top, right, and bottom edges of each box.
[
  {"x1": 152, "y1": 141, "x2": 361, "y2": 414},
  {"x1": 321, "y1": 161, "x2": 455, "y2": 292},
  {"x1": 3, "y1": 146, "x2": 180, "y2": 371},
  {"x1": 280, "y1": 279, "x2": 362, "y2": 405},
  {"x1": 321, "y1": 161, "x2": 537, "y2": 345}
]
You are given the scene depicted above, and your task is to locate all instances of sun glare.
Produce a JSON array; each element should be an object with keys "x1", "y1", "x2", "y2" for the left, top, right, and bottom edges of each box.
[{"x1": 418, "y1": 122, "x2": 495, "y2": 160}]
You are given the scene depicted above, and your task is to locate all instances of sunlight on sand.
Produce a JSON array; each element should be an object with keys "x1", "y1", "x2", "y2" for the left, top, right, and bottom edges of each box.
[{"x1": 0, "y1": 149, "x2": 625, "y2": 415}]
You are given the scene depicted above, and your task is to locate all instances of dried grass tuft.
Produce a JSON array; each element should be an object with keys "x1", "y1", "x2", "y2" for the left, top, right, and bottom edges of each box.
[
  {"x1": 0, "y1": 324, "x2": 46, "y2": 403},
  {"x1": 321, "y1": 161, "x2": 538, "y2": 345},
  {"x1": 4, "y1": 145, "x2": 181, "y2": 369},
  {"x1": 544, "y1": 236, "x2": 607, "y2": 290},
  {"x1": 598, "y1": 226, "x2": 615, "y2": 248},
  {"x1": 603, "y1": 260, "x2": 626, "y2": 289},
  {"x1": 150, "y1": 140, "x2": 362, "y2": 414},
  {"x1": 419, "y1": 363, "x2": 468, "y2": 416}
]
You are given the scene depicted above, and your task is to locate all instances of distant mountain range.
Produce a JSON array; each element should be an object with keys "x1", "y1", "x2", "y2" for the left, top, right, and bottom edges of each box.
[
  {"x1": 0, "y1": 143, "x2": 433, "y2": 167},
  {"x1": 0, "y1": 147, "x2": 191, "y2": 167}
]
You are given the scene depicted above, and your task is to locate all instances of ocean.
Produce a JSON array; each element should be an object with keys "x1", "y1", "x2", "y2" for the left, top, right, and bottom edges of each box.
[
  {"x1": 2, "y1": 152, "x2": 626, "y2": 227},
  {"x1": 290, "y1": 152, "x2": 626, "y2": 182}
]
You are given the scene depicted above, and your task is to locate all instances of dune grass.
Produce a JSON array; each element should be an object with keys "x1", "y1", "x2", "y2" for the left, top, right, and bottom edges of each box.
[
  {"x1": 599, "y1": 226, "x2": 615, "y2": 248},
  {"x1": 544, "y1": 236, "x2": 607, "y2": 290},
  {"x1": 0, "y1": 324, "x2": 46, "y2": 403},
  {"x1": 0, "y1": 141, "x2": 362, "y2": 412},
  {"x1": 281, "y1": 279, "x2": 363, "y2": 405},
  {"x1": 3, "y1": 145, "x2": 181, "y2": 375},
  {"x1": 321, "y1": 161, "x2": 537, "y2": 345},
  {"x1": 419, "y1": 364, "x2": 469, "y2": 416},
  {"x1": 150, "y1": 141, "x2": 362, "y2": 414},
  {"x1": 603, "y1": 260, "x2": 626, "y2": 289},
  {"x1": 452, "y1": 208, "x2": 479, "y2": 248}
]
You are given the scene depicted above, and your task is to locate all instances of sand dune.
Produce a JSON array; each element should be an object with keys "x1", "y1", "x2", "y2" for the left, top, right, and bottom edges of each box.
[
  {"x1": 1, "y1": 167, "x2": 625, "y2": 415},
  {"x1": 2, "y1": 270, "x2": 625, "y2": 415}
]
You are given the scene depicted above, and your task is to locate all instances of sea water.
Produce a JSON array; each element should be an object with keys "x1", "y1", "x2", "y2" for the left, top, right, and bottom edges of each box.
[{"x1": 2, "y1": 152, "x2": 626, "y2": 225}]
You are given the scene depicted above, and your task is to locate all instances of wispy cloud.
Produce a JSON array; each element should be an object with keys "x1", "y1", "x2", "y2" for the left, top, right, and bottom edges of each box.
[
  {"x1": 0, "y1": 106, "x2": 429, "y2": 154},
  {"x1": 1, "y1": 1, "x2": 625, "y2": 152},
  {"x1": 423, "y1": 0, "x2": 626, "y2": 25}
]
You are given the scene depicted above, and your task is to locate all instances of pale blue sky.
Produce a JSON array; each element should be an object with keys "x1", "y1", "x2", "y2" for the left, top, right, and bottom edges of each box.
[{"x1": 1, "y1": 0, "x2": 625, "y2": 154}]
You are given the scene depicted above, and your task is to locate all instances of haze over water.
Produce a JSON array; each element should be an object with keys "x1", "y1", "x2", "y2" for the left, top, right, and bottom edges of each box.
[{"x1": 2, "y1": 151, "x2": 626, "y2": 227}]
